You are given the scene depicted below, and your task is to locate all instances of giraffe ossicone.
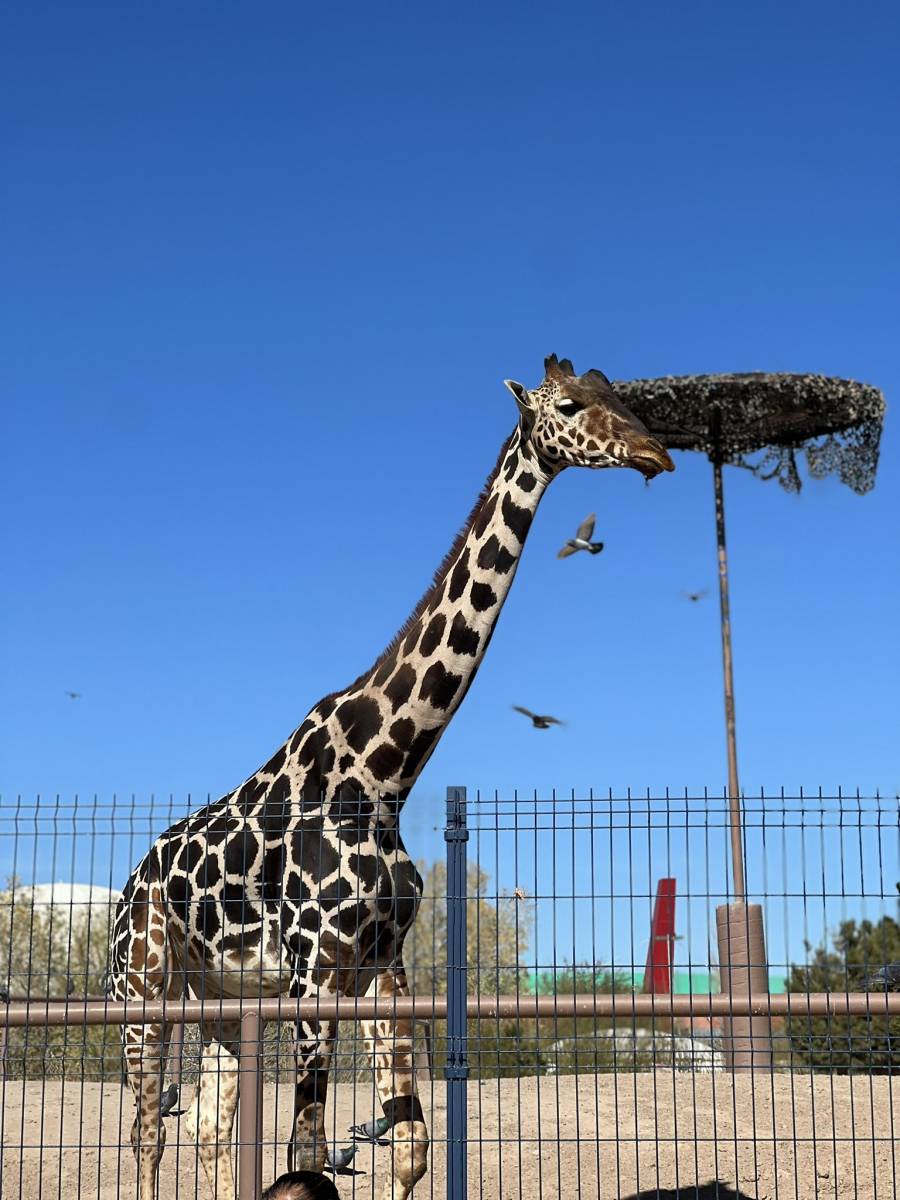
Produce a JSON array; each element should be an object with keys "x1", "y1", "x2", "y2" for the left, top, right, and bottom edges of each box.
[{"x1": 109, "y1": 354, "x2": 673, "y2": 1200}]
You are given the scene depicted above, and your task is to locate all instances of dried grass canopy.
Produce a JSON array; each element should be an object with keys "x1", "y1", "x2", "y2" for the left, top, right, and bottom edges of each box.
[{"x1": 614, "y1": 373, "x2": 886, "y2": 493}]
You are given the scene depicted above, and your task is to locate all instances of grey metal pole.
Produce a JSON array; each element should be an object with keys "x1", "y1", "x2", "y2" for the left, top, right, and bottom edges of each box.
[{"x1": 445, "y1": 786, "x2": 469, "y2": 1200}]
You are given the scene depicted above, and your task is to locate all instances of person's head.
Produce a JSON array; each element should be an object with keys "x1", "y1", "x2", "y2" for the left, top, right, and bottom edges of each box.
[{"x1": 261, "y1": 1171, "x2": 340, "y2": 1200}]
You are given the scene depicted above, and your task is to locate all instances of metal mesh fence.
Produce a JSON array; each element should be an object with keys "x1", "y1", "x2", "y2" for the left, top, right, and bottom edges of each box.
[{"x1": 1, "y1": 789, "x2": 898, "y2": 1199}]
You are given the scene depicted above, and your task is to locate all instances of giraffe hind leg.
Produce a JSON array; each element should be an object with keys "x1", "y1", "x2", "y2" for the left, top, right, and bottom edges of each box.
[
  {"x1": 361, "y1": 966, "x2": 429, "y2": 1200},
  {"x1": 183, "y1": 1018, "x2": 241, "y2": 1200}
]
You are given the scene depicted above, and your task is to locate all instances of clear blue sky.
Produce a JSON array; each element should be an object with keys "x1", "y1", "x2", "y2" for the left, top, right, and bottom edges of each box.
[{"x1": 1, "y1": 5, "x2": 898, "y2": 938}]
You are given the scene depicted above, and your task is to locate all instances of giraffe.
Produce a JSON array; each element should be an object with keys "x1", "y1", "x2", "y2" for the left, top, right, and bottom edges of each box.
[{"x1": 107, "y1": 354, "x2": 674, "y2": 1200}]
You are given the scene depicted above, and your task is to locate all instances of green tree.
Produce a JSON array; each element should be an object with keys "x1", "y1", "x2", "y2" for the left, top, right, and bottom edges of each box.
[{"x1": 786, "y1": 913, "x2": 900, "y2": 1072}]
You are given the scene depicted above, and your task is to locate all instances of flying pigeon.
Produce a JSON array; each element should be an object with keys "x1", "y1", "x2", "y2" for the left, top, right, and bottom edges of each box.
[
  {"x1": 348, "y1": 1115, "x2": 392, "y2": 1144},
  {"x1": 863, "y1": 963, "x2": 900, "y2": 991},
  {"x1": 682, "y1": 589, "x2": 709, "y2": 603},
  {"x1": 65, "y1": 691, "x2": 82, "y2": 700},
  {"x1": 324, "y1": 1143, "x2": 362, "y2": 1175},
  {"x1": 557, "y1": 513, "x2": 604, "y2": 559},
  {"x1": 513, "y1": 706, "x2": 563, "y2": 730}
]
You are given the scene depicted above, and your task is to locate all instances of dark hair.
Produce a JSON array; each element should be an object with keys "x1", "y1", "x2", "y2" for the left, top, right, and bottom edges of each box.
[{"x1": 260, "y1": 1170, "x2": 340, "y2": 1200}]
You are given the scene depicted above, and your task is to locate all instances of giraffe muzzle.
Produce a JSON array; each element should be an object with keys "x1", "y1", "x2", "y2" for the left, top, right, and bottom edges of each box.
[{"x1": 628, "y1": 436, "x2": 675, "y2": 479}]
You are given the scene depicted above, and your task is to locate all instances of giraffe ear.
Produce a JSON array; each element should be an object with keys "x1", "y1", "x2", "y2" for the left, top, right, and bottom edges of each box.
[{"x1": 504, "y1": 378, "x2": 537, "y2": 429}]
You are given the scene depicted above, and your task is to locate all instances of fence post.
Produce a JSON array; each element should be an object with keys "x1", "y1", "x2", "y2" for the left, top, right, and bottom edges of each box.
[
  {"x1": 716, "y1": 902, "x2": 773, "y2": 1070},
  {"x1": 445, "y1": 786, "x2": 469, "y2": 1200},
  {"x1": 237, "y1": 1007, "x2": 263, "y2": 1200}
]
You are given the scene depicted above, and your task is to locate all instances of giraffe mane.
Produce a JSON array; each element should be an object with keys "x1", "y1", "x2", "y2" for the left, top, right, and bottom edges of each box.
[{"x1": 351, "y1": 430, "x2": 516, "y2": 688}]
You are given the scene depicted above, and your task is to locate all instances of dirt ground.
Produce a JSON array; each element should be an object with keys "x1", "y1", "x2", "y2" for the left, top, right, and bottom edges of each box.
[{"x1": 2, "y1": 1071, "x2": 898, "y2": 1199}]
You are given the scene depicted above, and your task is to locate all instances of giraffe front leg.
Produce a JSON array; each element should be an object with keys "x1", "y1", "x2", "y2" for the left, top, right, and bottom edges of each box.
[
  {"x1": 362, "y1": 967, "x2": 429, "y2": 1200},
  {"x1": 183, "y1": 1020, "x2": 241, "y2": 1200},
  {"x1": 288, "y1": 1017, "x2": 336, "y2": 1172}
]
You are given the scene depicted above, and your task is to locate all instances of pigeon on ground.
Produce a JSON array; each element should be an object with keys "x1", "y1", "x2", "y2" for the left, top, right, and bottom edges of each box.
[
  {"x1": 324, "y1": 1143, "x2": 362, "y2": 1175},
  {"x1": 0, "y1": 983, "x2": 9, "y2": 1004},
  {"x1": 682, "y1": 589, "x2": 709, "y2": 603},
  {"x1": 863, "y1": 963, "x2": 900, "y2": 991},
  {"x1": 348, "y1": 1115, "x2": 392, "y2": 1143},
  {"x1": 557, "y1": 513, "x2": 604, "y2": 559},
  {"x1": 513, "y1": 706, "x2": 563, "y2": 730},
  {"x1": 159, "y1": 1083, "x2": 181, "y2": 1117}
]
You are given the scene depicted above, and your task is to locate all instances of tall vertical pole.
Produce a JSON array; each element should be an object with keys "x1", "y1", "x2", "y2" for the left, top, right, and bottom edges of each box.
[
  {"x1": 712, "y1": 449, "x2": 772, "y2": 1069},
  {"x1": 445, "y1": 786, "x2": 469, "y2": 1200},
  {"x1": 237, "y1": 1007, "x2": 263, "y2": 1200},
  {"x1": 712, "y1": 456, "x2": 745, "y2": 901}
]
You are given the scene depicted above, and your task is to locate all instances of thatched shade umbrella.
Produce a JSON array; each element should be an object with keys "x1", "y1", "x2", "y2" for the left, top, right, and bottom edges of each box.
[
  {"x1": 614, "y1": 372, "x2": 886, "y2": 898},
  {"x1": 613, "y1": 372, "x2": 885, "y2": 1070}
]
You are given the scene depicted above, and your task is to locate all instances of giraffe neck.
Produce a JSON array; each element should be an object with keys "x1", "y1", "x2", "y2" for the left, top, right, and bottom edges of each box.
[{"x1": 312, "y1": 425, "x2": 554, "y2": 802}]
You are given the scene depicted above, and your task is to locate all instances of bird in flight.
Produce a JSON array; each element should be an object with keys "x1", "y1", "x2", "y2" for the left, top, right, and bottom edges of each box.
[
  {"x1": 65, "y1": 691, "x2": 82, "y2": 700},
  {"x1": 557, "y1": 512, "x2": 604, "y2": 559},
  {"x1": 513, "y1": 706, "x2": 563, "y2": 730},
  {"x1": 682, "y1": 589, "x2": 709, "y2": 603}
]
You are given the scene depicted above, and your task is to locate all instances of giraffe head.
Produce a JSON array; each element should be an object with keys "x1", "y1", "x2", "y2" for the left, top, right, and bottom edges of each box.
[{"x1": 504, "y1": 354, "x2": 674, "y2": 479}]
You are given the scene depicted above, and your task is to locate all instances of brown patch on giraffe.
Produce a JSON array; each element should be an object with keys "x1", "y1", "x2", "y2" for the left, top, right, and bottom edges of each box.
[
  {"x1": 335, "y1": 695, "x2": 383, "y2": 752},
  {"x1": 366, "y1": 741, "x2": 405, "y2": 782},
  {"x1": 418, "y1": 612, "x2": 446, "y2": 656},
  {"x1": 384, "y1": 663, "x2": 416, "y2": 712},
  {"x1": 418, "y1": 662, "x2": 462, "y2": 711}
]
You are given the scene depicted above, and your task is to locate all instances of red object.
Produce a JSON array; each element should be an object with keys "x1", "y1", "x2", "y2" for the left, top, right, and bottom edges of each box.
[{"x1": 642, "y1": 878, "x2": 677, "y2": 993}]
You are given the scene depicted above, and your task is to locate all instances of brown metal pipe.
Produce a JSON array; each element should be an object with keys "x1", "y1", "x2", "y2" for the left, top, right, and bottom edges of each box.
[
  {"x1": 2, "y1": 992, "x2": 899, "y2": 1027},
  {"x1": 713, "y1": 456, "x2": 746, "y2": 900},
  {"x1": 237, "y1": 1008, "x2": 263, "y2": 1200}
]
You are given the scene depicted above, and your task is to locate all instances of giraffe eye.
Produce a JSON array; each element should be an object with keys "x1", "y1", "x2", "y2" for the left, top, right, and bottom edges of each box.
[{"x1": 557, "y1": 398, "x2": 582, "y2": 418}]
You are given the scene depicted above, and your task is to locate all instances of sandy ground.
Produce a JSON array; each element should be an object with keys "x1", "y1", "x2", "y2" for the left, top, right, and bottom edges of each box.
[{"x1": 2, "y1": 1071, "x2": 899, "y2": 1200}]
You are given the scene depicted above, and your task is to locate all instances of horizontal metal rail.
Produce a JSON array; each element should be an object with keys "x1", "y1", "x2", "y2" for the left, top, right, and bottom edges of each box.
[{"x1": 2, "y1": 992, "x2": 899, "y2": 1028}]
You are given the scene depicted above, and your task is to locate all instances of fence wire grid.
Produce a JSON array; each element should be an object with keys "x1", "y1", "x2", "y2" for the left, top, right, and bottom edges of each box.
[{"x1": 1, "y1": 788, "x2": 899, "y2": 1200}]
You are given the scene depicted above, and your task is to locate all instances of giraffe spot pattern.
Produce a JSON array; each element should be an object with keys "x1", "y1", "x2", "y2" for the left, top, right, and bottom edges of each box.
[
  {"x1": 476, "y1": 534, "x2": 515, "y2": 574},
  {"x1": 501, "y1": 492, "x2": 532, "y2": 543},
  {"x1": 418, "y1": 662, "x2": 462, "y2": 710},
  {"x1": 470, "y1": 581, "x2": 497, "y2": 611},
  {"x1": 385, "y1": 663, "x2": 417, "y2": 712},
  {"x1": 366, "y1": 742, "x2": 406, "y2": 781},
  {"x1": 447, "y1": 612, "x2": 479, "y2": 657},
  {"x1": 335, "y1": 696, "x2": 383, "y2": 752},
  {"x1": 419, "y1": 613, "x2": 446, "y2": 656},
  {"x1": 447, "y1": 550, "x2": 470, "y2": 602}
]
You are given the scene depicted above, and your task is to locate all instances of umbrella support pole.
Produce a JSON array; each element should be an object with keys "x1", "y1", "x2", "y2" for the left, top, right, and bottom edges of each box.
[
  {"x1": 712, "y1": 457, "x2": 745, "y2": 898},
  {"x1": 712, "y1": 458, "x2": 772, "y2": 1069}
]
